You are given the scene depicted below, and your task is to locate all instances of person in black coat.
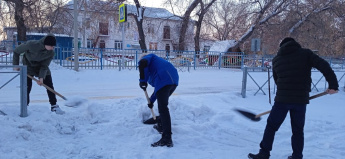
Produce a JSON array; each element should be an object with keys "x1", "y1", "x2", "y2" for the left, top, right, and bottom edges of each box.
[{"x1": 249, "y1": 37, "x2": 339, "y2": 159}]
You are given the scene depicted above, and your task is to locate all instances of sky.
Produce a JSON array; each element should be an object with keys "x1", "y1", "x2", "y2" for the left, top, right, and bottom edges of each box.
[
  {"x1": 135, "y1": 0, "x2": 166, "y2": 8},
  {"x1": 0, "y1": 61, "x2": 344, "y2": 159}
]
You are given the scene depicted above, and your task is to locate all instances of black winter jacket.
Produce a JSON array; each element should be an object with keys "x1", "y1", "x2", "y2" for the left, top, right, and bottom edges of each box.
[{"x1": 272, "y1": 40, "x2": 338, "y2": 104}]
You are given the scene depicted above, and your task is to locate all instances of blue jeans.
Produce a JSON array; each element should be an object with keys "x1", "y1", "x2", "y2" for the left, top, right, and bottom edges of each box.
[{"x1": 259, "y1": 102, "x2": 306, "y2": 159}]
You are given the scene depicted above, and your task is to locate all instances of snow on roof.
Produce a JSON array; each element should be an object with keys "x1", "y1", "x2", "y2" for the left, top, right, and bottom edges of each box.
[
  {"x1": 127, "y1": 5, "x2": 181, "y2": 20},
  {"x1": 209, "y1": 40, "x2": 237, "y2": 52},
  {"x1": 14, "y1": 32, "x2": 70, "y2": 37},
  {"x1": 66, "y1": 1, "x2": 181, "y2": 21}
]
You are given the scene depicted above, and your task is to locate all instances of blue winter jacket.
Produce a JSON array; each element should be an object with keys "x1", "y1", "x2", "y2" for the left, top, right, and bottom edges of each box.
[{"x1": 138, "y1": 54, "x2": 179, "y2": 103}]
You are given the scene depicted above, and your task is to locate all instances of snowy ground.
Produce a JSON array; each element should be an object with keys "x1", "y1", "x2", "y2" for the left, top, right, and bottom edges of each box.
[{"x1": 0, "y1": 64, "x2": 344, "y2": 159}]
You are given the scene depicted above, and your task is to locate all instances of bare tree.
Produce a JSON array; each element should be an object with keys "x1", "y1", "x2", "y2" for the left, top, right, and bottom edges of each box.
[
  {"x1": 231, "y1": 0, "x2": 290, "y2": 51},
  {"x1": 194, "y1": 0, "x2": 216, "y2": 53},
  {"x1": 128, "y1": 0, "x2": 147, "y2": 51},
  {"x1": 165, "y1": 0, "x2": 200, "y2": 51},
  {"x1": 3, "y1": 0, "x2": 29, "y2": 41},
  {"x1": 203, "y1": 0, "x2": 248, "y2": 41},
  {"x1": 56, "y1": 0, "x2": 124, "y2": 48},
  {"x1": 2, "y1": 0, "x2": 76, "y2": 42}
]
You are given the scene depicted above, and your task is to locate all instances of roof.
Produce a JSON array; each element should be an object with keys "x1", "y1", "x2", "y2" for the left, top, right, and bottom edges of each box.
[
  {"x1": 14, "y1": 32, "x2": 71, "y2": 37},
  {"x1": 65, "y1": 1, "x2": 181, "y2": 21},
  {"x1": 209, "y1": 40, "x2": 237, "y2": 52},
  {"x1": 127, "y1": 5, "x2": 181, "y2": 21}
]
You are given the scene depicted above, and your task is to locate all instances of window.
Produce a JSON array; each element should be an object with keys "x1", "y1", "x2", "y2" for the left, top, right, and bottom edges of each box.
[
  {"x1": 99, "y1": 40, "x2": 105, "y2": 49},
  {"x1": 173, "y1": 44, "x2": 178, "y2": 51},
  {"x1": 203, "y1": 46, "x2": 210, "y2": 53},
  {"x1": 149, "y1": 42, "x2": 158, "y2": 50},
  {"x1": 165, "y1": 44, "x2": 170, "y2": 56},
  {"x1": 175, "y1": 26, "x2": 181, "y2": 34},
  {"x1": 163, "y1": 26, "x2": 170, "y2": 39},
  {"x1": 148, "y1": 24, "x2": 154, "y2": 34},
  {"x1": 72, "y1": 38, "x2": 82, "y2": 48},
  {"x1": 134, "y1": 32, "x2": 139, "y2": 41},
  {"x1": 99, "y1": 22, "x2": 109, "y2": 35},
  {"x1": 85, "y1": 18, "x2": 91, "y2": 29},
  {"x1": 78, "y1": 38, "x2": 81, "y2": 48},
  {"x1": 115, "y1": 40, "x2": 123, "y2": 50},
  {"x1": 87, "y1": 39, "x2": 94, "y2": 48}
]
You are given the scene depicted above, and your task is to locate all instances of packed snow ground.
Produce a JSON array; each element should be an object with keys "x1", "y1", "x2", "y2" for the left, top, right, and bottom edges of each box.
[{"x1": 0, "y1": 64, "x2": 344, "y2": 159}]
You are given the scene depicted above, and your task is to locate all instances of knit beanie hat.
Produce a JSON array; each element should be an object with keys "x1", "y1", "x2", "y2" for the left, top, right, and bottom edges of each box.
[
  {"x1": 44, "y1": 36, "x2": 56, "y2": 46},
  {"x1": 279, "y1": 37, "x2": 295, "y2": 47}
]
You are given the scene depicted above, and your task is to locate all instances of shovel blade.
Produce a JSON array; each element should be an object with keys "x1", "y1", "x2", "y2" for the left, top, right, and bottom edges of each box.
[
  {"x1": 64, "y1": 101, "x2": 83, "y2": 107},
  {"x1": 234, "y1": 109, "x2": 261, "y2": 122},
  {"x1": 0, "y1": 110, "x2": 6, "y2": 116},
  {"x1": 64, "y1": 97, "x2": 87, "y2": 107},
  {"x1": 143, "y1": 116, "x2": 160, "y2": 124}
]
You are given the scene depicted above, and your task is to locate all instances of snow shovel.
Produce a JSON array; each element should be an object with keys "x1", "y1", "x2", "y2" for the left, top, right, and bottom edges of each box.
[
  {"x1": 142, "y1": 90, "x2": 160, "y2": 124},
  {"x1": 0, "y1": 110, "x2": 6, "y2": 116},
  {"x1": 235, "y1": 91, "x2": 328, "y2": 122},
  {"x1": 27, "y1": 75, "x2": 82, "y2": 107}
]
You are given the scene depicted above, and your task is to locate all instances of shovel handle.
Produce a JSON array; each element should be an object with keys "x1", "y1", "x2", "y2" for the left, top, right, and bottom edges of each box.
[
  {"x1": 255, "y1": 110, "x2": 271, "y2": 118},
  {"x1": 144, "y1": 90, "x2": 156, "y2": 120},
  {"x1": 255, "y1": 91, "x2": 328, "y2": 119},
  {"x1": 144, "y1": 90, "x2": 151, "y2": 104},
  {"x1": 27, "y1": 75, "x2": 67, "y2": 101}
]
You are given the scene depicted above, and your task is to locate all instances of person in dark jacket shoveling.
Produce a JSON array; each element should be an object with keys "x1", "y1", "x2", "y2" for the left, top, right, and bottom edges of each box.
[
  {"x1": 138, "y1": 53, "x2": 179, "y2": 147},
  {"x1": 248, "y1": 37, "x2": 338, "y2": 159},
  {"x1": 13, "y1": 34, "x2": 64, "y2": 114}
]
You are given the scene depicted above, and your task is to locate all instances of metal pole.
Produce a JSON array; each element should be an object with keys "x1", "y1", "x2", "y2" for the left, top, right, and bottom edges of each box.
[
  {"x1": 241, "y1": 67, "x2": 248, "y2": 98},
  {"x1": 20, "y1": 66, "x2": 27, "y2": 117},
  {"x1": 100, "y1": 49, "x2": 103, "y2": 70},
  {"x1": 121, "y1": 23, "x2": 125, "y2": 71},
  {"x1": 73, "y1": 0, "x2": 79, "y2": 71}
]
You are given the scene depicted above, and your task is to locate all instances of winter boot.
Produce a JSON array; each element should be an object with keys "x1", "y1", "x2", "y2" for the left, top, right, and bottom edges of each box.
[
  {"x1": 248, "y1": 152, "x2": 270, "y2": 159},
  {"x1": 51, "y1": 105, "x2": 65, "y2": 114},
  {"x1": 151, "y1": 133, "x2": 173, "y2": 147}
]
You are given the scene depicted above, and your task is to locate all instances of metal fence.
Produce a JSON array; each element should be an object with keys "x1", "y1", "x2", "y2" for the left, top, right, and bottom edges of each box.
[
  {"x1": 0, "y1": 65, "x2": 28, "y2": 117},
  {"x1": 51, "y1": 48, "x2": 245, "y2": 70},
  {"x1": 1, "y1": 41, "x2": 344, "y2": 71}
]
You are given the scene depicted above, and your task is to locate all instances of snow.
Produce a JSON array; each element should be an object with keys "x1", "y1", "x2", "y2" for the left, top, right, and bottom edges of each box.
[
  {"x1": 0, "y1": 63, "x2": 344, "y2": 159},
  {"x1": 209, "y1": 40, "x2": 236, "y2": 52}
]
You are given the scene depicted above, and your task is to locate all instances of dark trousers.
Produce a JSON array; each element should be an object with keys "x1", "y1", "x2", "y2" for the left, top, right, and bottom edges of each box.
[
  {"x1": 156, "y1": 85, "x2": 177, "y2": 137},
  {"x1": 259, "y1": 102, "x2": 306, "y2": 159},
  {"x1": 27, "y1": 75, "x2": 57, "y2": 106}
]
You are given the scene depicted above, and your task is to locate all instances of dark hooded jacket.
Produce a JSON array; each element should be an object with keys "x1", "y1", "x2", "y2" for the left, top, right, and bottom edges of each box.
[
  {"x1": 272, "y1": 40, "x2": 338, "y2": 104},
  {"x1": 13, "y1": 34, "x2": 56, "y2": 79}
]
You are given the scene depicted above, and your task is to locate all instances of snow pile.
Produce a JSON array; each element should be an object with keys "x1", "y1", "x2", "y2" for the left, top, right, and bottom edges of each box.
[{"x1": 0, "y1": 67, "x2": 344, "y2": 158}]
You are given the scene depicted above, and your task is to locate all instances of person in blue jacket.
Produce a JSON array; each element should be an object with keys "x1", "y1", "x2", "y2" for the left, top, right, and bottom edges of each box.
[{"x1": 138, "y1": 53, "x2": 179, "y2": 147}]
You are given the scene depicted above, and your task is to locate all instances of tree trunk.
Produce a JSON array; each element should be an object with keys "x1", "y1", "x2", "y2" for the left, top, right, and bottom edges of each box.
[
  {"x1": 132, "y1": 0, "x2": 147, "y2": 52},
  {"x1": 178, "y1": 0, "x2": 200, "y2": 52},
  {"x1": 11, "y1": 0, "x2": 27, "y2": 42},
  {"x1": 194, "y1": 0, "x2": 217, "y2": 57}
]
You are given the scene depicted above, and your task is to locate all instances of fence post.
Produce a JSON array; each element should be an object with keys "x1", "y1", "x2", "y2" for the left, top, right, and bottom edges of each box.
[
  {"x1": 118, "y1": 59, "x2": 121, "y2": 71},
  {"x1": 241, "y1": 52, "x2": 244, "y2": 69},
  {"x1": 59, "y1": 47, "x2": 62, "y2": 66},
  {"x1": 20, "y1": 65, "x2": 28, "y2": 117},
  {"x1": 241, "y1": 67, "x2": 248, "y2": 98},
  {"x1": 218, "y1": 53, "x2": 222, "y2": 69},
  {"x1": 100, "y1": 49, "x2": 103, "y2": 70},
  {"x1": 136, "y1": 50, "x2": 138, "y2": 70}
]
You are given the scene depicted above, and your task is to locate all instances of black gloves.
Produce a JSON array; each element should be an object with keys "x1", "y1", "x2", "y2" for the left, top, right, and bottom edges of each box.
[
  {"x1": 148, "y1": 103, "x2": 153, "y2": 109},
  {"x1": 139, "y1": 82, "x2": 147, "y2": 90}
]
